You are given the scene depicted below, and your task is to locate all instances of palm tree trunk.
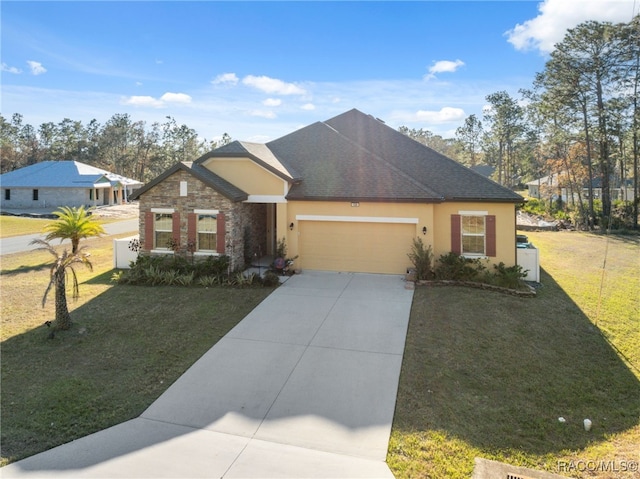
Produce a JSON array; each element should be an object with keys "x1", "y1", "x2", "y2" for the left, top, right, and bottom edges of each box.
[{"x1": 54, "y1": 270, "x2": 72, "y2": 330}]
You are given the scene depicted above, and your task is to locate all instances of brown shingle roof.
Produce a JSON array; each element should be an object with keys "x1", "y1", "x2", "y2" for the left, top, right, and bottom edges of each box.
[
  {"x1": 323, "y1": 109, "x2": 523, "y2": 202},
  {"x1": 267, "y1": 109, "x2": 523, "y2": 203}
]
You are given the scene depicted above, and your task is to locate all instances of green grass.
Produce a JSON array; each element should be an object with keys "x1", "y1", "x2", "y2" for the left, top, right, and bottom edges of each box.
[
  {"x1": 388, "y1": 231, "x2": 640, "y2": 478},
  {"x1": 0, "y1": 215, "x2": 125, "y2": 239},
  {"x1": 0, "y1": 216, "x2": 52, "y2": 238},
  {"x1": 2, "y1": 230, "x2": 638, "y2": 476},
  {"x1": 0, "y1": 237, "x2": 274, "y2": 465}
]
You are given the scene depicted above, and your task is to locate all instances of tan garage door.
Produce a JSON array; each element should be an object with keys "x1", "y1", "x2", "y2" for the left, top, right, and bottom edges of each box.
[{"x1": 298, "y1": 220, "x2": 415, "y2": 274}]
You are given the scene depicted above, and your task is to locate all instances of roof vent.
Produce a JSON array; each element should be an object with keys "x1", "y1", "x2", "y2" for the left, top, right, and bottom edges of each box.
[{"x1": 376, "y1": 117, "x2": 385, "y2": 123}]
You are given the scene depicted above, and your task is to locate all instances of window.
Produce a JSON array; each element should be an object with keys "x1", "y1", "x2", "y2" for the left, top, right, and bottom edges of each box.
[
  {"x1": 452, "y1": 213, "x2": 496, "y2": 257},
  {"x1": 4, "y1": 189, "x2": 10, "y2": 200},
  {"x1": 154, "y1": 213, "x2": 173, "y2": 249},
  {"x1": 32, "y1": 189, "x2": 39, "y2": 201},
  {"x1": 461, "y1": 215, "x2": 485, "y2": 255},
  {"x1": 197, "y1": 214, "x2": 217, "y2": 251}
]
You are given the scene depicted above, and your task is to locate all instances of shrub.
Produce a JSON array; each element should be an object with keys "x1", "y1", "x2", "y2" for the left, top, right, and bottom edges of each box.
[
  {"x1": 261, "y1": 271, "x2": 281, "y2": 287},
  {"x1": 197, "y1": 275, "x2": 219, "y2": 287},
  {"x1": 407, "y1": 238, "x2": 434, "y2": 280},
  {"x1": 521, "y1": 198, "x2": 547, "y2": 216},
  {"x1": 490, "y1": 262, "x2": 528, "y2": 289},
  {"x1": 434, "y1": 252, "x2": 486, "y2": 281},
  {"x1": 608, "y1": 200, "x2": 635, "y2": 230},
  {"x1": 430, "y1": 253, "x2": 528, "y2": 290},
  {"x1": 272, "y1": 238, "x2": 298, "y2": 275},
  {"x1": 176, "y1": 272, "x2": 195, "y2": 286},
  {"x1": 114, "y1": 254, "x2": 232, "y2": 286}
]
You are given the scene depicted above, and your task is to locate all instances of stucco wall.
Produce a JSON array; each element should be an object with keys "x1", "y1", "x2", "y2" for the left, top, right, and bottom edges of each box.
[
  {"x1": 201, "y1": 158, "x2": 286, "y2": 196},
  {"x1": 283, "y1": 200, "x2": 517, "y2": 270},
  {"x1": 433, "y1": 201, "x2": 517, "y2": 266}
]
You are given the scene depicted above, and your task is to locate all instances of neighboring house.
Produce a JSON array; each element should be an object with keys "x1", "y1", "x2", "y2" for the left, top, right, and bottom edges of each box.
[
  {"x1": 0, "y1": 161, "x2": 143, "y2": 210},
  {"x1": 131, "y1": 109, "x2": 524, "y2": 275},
  {"x1": 526, "y1": 173, "x2": 635, "y2": 203},
  {"x1": 526, "y1": 172, "x2": 566, "y2": 201}
]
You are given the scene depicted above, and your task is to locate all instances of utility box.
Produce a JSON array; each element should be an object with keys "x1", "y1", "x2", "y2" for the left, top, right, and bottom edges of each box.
[
  {"x1": 517, "y1": 242, "x2": 540, "y2": 282},
  {"x1": 113, "y1": 235, "x2": 139, "y2": 269}
]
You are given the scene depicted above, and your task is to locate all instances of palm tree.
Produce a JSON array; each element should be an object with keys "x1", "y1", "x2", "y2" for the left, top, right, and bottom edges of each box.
[
  {"x1": 31, "y1": 240, "x2": 93, "y2": 331},
  {"x1": 43, "y1": 206, "x2": 106, "y2": 254}
]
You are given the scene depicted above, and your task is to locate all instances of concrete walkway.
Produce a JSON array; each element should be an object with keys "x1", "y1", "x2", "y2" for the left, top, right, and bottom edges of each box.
[{"x1": 1, "y1": 271, "x2": 414, "y2": 478}]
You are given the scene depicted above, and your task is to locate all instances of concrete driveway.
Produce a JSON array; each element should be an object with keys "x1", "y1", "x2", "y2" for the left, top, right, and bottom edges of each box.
[{"x1": 1, "y1": 271, "x2": 414, "y2": 478}]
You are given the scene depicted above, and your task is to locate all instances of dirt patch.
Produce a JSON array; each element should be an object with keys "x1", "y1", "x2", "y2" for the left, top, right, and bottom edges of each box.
[
  {"x1": 92, "y1": 203, "x2": 139, "y2": 220},
  {"x1": 517, "y1": 210, "x2": 560, "y2": 231}
]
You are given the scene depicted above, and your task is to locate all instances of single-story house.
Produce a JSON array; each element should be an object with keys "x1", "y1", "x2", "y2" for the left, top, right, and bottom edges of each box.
[
  {"x1": 0, "y1": 161, "x2": 143, "y2": 210},
  {"x1": 526, "y1": 173, "x2": 635, "y2": 203},
  {"x1": 131, "y1": 109, "x2": 524, "y2": 275}
]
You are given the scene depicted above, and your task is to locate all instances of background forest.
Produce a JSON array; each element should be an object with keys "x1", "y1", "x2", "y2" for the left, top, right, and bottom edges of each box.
[{"x1": 2, "y1": 17, "x2": 638, "y2": 230}]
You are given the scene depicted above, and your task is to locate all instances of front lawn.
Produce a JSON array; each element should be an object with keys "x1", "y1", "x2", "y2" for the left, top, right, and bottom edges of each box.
[
  {"x1": 388, "y1": 231, "x2": 640, "y2": 478},
  {"x1": 2, "y1": 230, "x2": 638, "y2": 477},
  {"x1": 0, "y1": 236, "x2": 273, "y2": 465}
]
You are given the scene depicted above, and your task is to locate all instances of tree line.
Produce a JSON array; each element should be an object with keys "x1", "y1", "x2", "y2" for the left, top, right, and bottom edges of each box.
[
  {"x1": 0, "y1": 113, "x2": 231, "y2": 183},
  {"x1": 402, "y1": 16, "x2": 639, "y2": 230},
  {"x1": 1, "y1": 17, "x2": 637, "y2": 229}
]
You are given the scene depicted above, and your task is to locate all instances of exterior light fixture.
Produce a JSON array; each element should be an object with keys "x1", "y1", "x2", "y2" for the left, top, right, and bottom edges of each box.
[
  {"x1": 422, "y1": 226, "x2": 427, "y2": 235},
  {"x1": 289, "y1": 222, "x2": 294, "y2": 231}
]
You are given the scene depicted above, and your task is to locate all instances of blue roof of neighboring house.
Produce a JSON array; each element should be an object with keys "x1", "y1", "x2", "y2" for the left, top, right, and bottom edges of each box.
[{"x1": 0, "y1": 161, "x2": 143, "y2": 189}]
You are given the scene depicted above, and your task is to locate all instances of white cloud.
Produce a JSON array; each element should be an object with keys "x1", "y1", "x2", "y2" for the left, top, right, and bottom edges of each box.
[
  {"x1": 263, "y1": 98, "x2": 282, "y2": 107},
  {"x1": 1, "y1": 63, "x2": 22, "y2": 74},
  {"x1": 242, "y1": 75, "x2": 306, "y2": 95},
  {"x1": 122, "y1": 92, "x2": 191, "y2": 108},
  {"x1": 506, "y1": 0, "x2": 634, "y2": 54},
  {"x1": 301, "y1": 103, "x2": 316, "y2": 111},
  {"x1": 161, "y1": 92, "x2": 192, "y2": 104},
  {"x1": 425, "y1": 59, "x2": 465, "y2": 80},
  {"x1": 212, "y1": 72, "x2": 239, "y2": 85},
  {"x1": 248, "y1": 109, "x2": 277, "y2": 119},
  {"x1": 27, "y1": 60, "x2": 47, "y2": 75},
  {"x1": 122, "y1": 95, "x2": 164, "y2": 108},
  {"x1": 392, "y1": 107, "x2": 466, "y2": 124}
]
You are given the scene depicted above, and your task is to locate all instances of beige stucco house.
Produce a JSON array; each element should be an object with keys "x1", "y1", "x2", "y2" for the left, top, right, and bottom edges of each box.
[{"x1": 130, "y1": 109, "x2": 524, "y2": 275}]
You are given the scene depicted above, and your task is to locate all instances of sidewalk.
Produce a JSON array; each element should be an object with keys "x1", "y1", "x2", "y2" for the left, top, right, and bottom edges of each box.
[{"x1": 1, "y1": 271, "x2": 414, "y2": 478}]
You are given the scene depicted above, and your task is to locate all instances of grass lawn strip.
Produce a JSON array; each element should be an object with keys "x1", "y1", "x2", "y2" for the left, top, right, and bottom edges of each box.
[
  {"x1": 388, "y1": 231, "x2": 640, "y2": 479},
  {"x1": 0, "y1": 236, "x2": 273, "y2": 465},
  {"x1": 0, "y1": 214, "x2": 131, "y2": 239}
]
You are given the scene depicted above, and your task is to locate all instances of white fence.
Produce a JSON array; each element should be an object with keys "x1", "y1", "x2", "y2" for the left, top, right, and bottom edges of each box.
[{"x1": 517, "y1": 244, "x2": 540, "y2": 282}]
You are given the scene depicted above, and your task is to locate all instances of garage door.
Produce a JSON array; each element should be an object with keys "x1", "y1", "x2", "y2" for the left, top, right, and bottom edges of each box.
[{"x1": 298, "y1": 220, "x2": 416, "y2": 274}]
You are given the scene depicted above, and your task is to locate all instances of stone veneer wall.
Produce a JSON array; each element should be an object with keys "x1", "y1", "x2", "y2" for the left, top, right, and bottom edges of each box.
[{"x1": 138, "y1": 170, "x2": 267, "y2": 271}]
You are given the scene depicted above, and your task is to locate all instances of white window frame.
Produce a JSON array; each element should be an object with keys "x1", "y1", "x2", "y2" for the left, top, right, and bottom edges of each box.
[
  {"x1": 196, "y1": 214, "x2": 218, "y2": 253},
  {"x1": 193, "y1": 209, "x2": 221, "y2": 256},
  {"x1": 151, "y1": 208, "x2": 174, "y2": 253},
  {"x1": 459, "y1": 210, "x2": 487, "y2": 258}
]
